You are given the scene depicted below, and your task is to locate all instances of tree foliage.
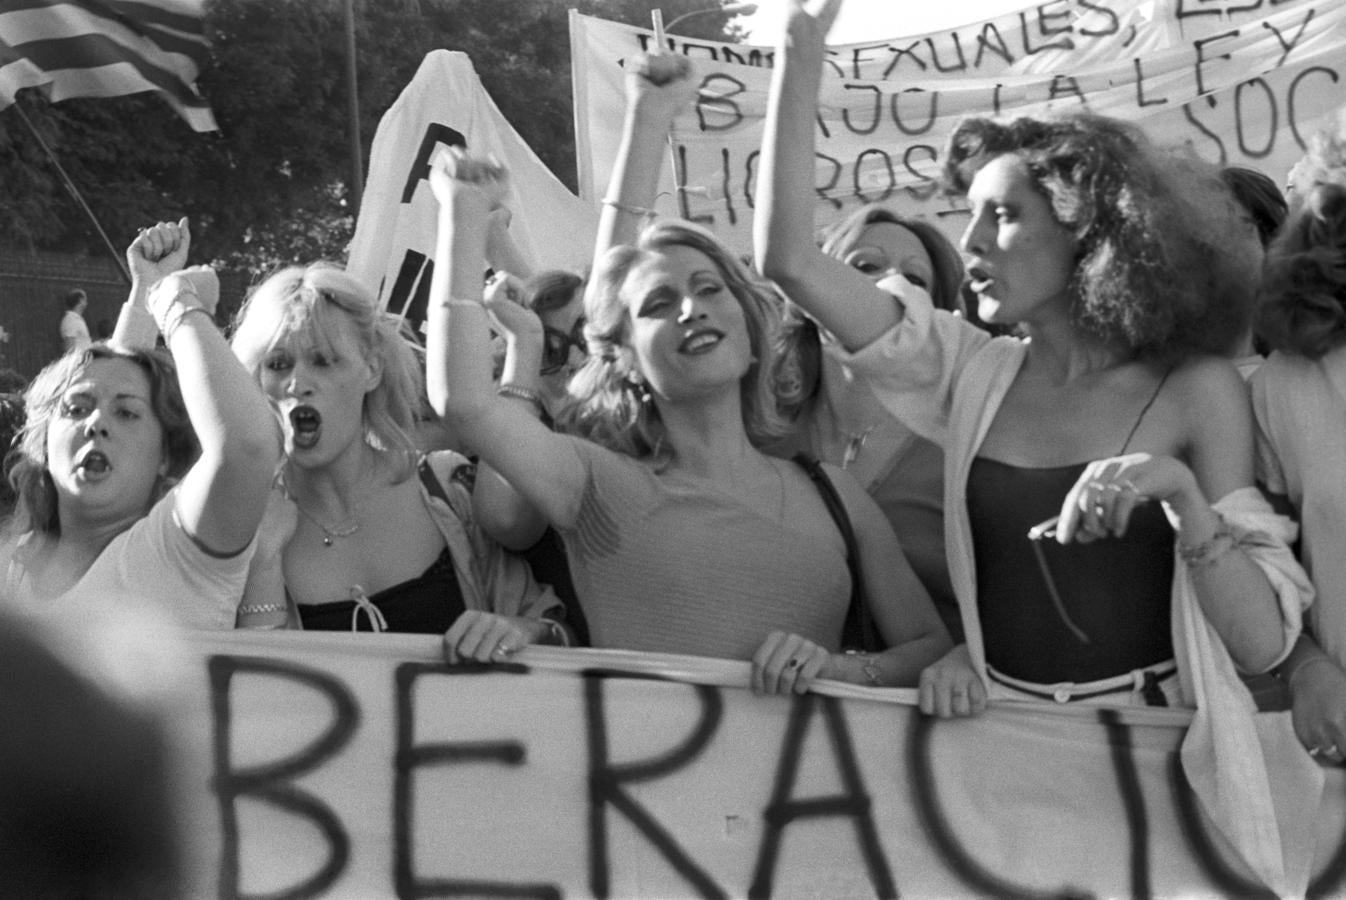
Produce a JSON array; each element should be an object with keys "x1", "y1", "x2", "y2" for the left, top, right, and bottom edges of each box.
[{"x1": 0, "y1": 0, "x2": 741, "y2": 274}]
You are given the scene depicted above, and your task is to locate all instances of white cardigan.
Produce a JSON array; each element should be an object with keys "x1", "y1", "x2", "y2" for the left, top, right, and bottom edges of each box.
[{"x1": 835, "y1": 288, "x2": 1319, "y2": 896}]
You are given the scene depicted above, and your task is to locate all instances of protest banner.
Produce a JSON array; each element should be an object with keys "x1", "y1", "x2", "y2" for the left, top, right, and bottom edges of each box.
[
  {"x1": 347, "y1": 51, "x2": 598, "y2": 334},
  {"x1": 176, "y1": 631, "x2": 1346, "y2": 898},
  {"x1": 570, "y1": 0, "x2": 1346, "y2": 256}
]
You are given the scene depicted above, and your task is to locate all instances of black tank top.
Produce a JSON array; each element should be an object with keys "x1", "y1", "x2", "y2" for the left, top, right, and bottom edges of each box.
[
  {"x1": 967, "y1": 367, "x2": 1176, "y2": 683},
  {"x1": 966, "y1": 458, "x2": 1174, "y2": 682},
  {"x1": 297, "y1": 545, "x2": 466, "y2": 633}
]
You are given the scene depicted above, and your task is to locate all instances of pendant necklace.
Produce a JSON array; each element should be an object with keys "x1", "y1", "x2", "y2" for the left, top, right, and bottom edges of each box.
[{"x1": 294, "y1": 494, "x2": 365, "y2": 548}]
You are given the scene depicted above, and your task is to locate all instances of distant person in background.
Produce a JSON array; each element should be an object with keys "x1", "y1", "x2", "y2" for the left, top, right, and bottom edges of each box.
[{"x1": 59, "y1": 289, "x2": 92, "y2": 353}]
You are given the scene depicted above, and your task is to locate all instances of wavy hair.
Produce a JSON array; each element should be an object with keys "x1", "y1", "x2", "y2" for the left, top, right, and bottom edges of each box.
[
  {"x1": 1221, "y1": 166, "x2": 1288, "y2": 249},
  {"x1": 524, "y1": 269, "x2": 585, "y2": 316},
  {"x1": 230, "y1": 263, "x2": 423, "y2": 479},
  {"x1": 943, "y1": 113, "x2": 1250, "y2": 361},
  {"x1": 1287, "y1": 111, "x2": 1346, "y2": 202},
  {"x1": 557, "y1": 220, "x2": 789, "y2": 461},
  {"x1": 819, "y1": 204, "x2": 966, "y2": 313},
  {"x1": 777, "y1": 204, "x2": 969, "y2": 418},
  {"x1": 5, "y1": 345, "x2": 197, "y2": 537},
  {"x1": 1255, "y1": 181, "x2": 1346, "y2": 358}
]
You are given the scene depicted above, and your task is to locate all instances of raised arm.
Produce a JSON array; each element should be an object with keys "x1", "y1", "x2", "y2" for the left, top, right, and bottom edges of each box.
[
  {"x1": 143, "y1": 227, "x2": 279, "y2": 555},
  {"x1": 472, "y1": 271, "x2": 550, "y2": 550},
  {"x1": 589, "y1": 51, "x2": 699, "y2": 270},
  {"x1": 485, "y1": 208, "x2": 535, "y2": 281},
  {"x1": 754, "y1": 0, "x2": 900, "y2": 350},
  {"x1": 112, "y1": 219, "x2": 192, "y2": 350},
  {"x1": 425, "y1": 151, "x2": 587, "y2": 531}
]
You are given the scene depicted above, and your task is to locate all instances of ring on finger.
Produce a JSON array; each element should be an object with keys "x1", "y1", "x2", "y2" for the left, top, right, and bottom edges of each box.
[
  {"x1": 1120, "y1": 480, "x2": 1140, "y2": 494},
  {"x1": 1093, "y1": 503, "x2": 1107, "y2": 518},
  {"x1": 1104, "y1": 483, "x2": 1125, "y2": 493},
  {"x1": 1087, "y1": 480, "x2": 1105, "y2": 492},
  {"x1": 786, "y1": 657, "x2": 802, "y2": 670}
]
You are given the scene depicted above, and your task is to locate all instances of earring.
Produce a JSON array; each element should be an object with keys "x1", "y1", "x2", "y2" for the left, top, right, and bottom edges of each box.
[{"x1": 625, "y1": 368, "x2": 651, "y2": 405}]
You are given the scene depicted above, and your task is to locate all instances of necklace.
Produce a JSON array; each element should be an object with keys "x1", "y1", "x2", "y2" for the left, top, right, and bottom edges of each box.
[
  {"x1": 294, "y1": 494, "x2": 366, "y2": 548},
  {"x1": 297, "y1": 505, "x2": 359, "y2": 547}
]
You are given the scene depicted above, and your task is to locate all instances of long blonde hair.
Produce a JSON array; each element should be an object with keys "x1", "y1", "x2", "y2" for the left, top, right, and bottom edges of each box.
[
  {"x1": 230, "y1": 264, "x2": 424, "y2": 478},
  {"x1": 558, "y1": 220, "x2": 788, "y2": 461}
]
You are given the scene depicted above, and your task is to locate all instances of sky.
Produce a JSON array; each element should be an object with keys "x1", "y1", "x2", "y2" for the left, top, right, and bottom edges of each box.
[{"x1": 735, "y1": 0, "x2": 1026, "y2": 44}]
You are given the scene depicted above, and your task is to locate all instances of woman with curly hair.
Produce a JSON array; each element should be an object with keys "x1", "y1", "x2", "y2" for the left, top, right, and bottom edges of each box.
[
  {"x1": 758, "y1": 0, "x2": 1308, "y2": 718},
  {"x1": 425, "y1": 61, "x2": 950, "y2": 694},
  {"x1": 0, "y1": 220, "x2": 278, "y2": 627},
  {"x1": 229, "y1": 263, "x2": 565, "y2": 656},
  {"x1": 1251, "y1": 130, "x2": 1346, "y2": 765}
]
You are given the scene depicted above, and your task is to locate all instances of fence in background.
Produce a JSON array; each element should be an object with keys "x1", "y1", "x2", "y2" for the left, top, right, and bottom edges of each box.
[{"x1": 0, "y1": 249, "x2": 251, "y2": 383}]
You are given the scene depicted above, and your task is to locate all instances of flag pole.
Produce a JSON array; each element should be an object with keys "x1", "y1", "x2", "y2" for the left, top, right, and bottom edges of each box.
[
  {"x1": 343, "y1": 0, "x2": 364, "y2": 218},
  {"x1": 11, "y1": 101, "x2": 131, "y2": 285}
]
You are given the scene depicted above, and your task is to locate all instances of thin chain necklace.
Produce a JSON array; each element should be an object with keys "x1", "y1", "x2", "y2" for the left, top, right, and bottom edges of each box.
[
  {"x1": 295, "y1": 502, "x2": 361, "y2": 547},
  {"x1": 290, "y1": 480, "x2": 372, "y2": 549}
]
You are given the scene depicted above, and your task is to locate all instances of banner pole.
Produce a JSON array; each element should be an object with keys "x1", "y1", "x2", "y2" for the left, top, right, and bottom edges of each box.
[{"x1": 12, "y1": 101, "x2": 131, "y2": 285}]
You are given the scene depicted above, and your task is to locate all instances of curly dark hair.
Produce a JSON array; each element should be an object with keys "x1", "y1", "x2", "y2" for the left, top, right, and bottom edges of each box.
[
  {"x1": 1255, "y1": 181, "x2": 1346, "y2": 358},
  {"x1": 942, "y1": 113, "x2": 1250, "y2": 361}
]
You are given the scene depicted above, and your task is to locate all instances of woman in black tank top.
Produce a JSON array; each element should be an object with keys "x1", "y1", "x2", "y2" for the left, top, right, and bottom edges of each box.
[
  {"x1": 756, "y1": 8, "x2": 1306, "y2": 719},
  {"x1": 228, "y1": 263, "x2": 569, "y2": 658}
]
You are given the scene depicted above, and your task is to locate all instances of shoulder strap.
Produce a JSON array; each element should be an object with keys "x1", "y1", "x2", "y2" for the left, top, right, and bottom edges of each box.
[
  {"x1": 1118, "y1": 367, "x2": 1174, "y2": 455},
  {"x1": 792, "y1": 454, "x2": 880, "y2": 652}
]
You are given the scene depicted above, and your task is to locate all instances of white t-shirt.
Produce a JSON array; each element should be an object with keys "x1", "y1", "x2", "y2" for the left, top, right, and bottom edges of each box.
[
  {"x1": 60, "y1": 309, "x2": 91, "y2": 352},
  {"x1": 0, "y1": 491, "x2": 255, "y2": 630}
]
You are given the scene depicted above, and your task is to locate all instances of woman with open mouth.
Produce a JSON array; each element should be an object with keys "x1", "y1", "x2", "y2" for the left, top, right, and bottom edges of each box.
[
  {"x1": 229, "y1": 262, "x2": 568, "y2": 659},
  {"x1": 756, "y1": 0, "x2": 1309, "y2": 718},
  {"x1": 425, "y1": 50, "x2": 952, "y2": 696},
  {"x1": 0, "y1": 220, "x2": 278, "y2": 628}
]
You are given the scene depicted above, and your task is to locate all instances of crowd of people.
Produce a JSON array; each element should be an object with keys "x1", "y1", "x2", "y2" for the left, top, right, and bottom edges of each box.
[{"x1": 4, "y1": 1, "x2": 1346, "y2": 885}]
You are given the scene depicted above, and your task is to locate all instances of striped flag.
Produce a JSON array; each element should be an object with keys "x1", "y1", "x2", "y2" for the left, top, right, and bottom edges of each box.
[{"x1": 0, "y1": 0, "x2": 216, "y2": 131}]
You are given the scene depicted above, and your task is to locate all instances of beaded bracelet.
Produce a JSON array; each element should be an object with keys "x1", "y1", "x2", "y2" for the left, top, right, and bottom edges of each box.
[
  {"x1": 1178, "y1": 520, "x2": 1236, "y2": 568},
  {"x1": 238, "y1": 602, "x2": 286, "y2": 616},
  {"x1": 497, "y1": 383, "x2": 545, "y2": 417}
]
